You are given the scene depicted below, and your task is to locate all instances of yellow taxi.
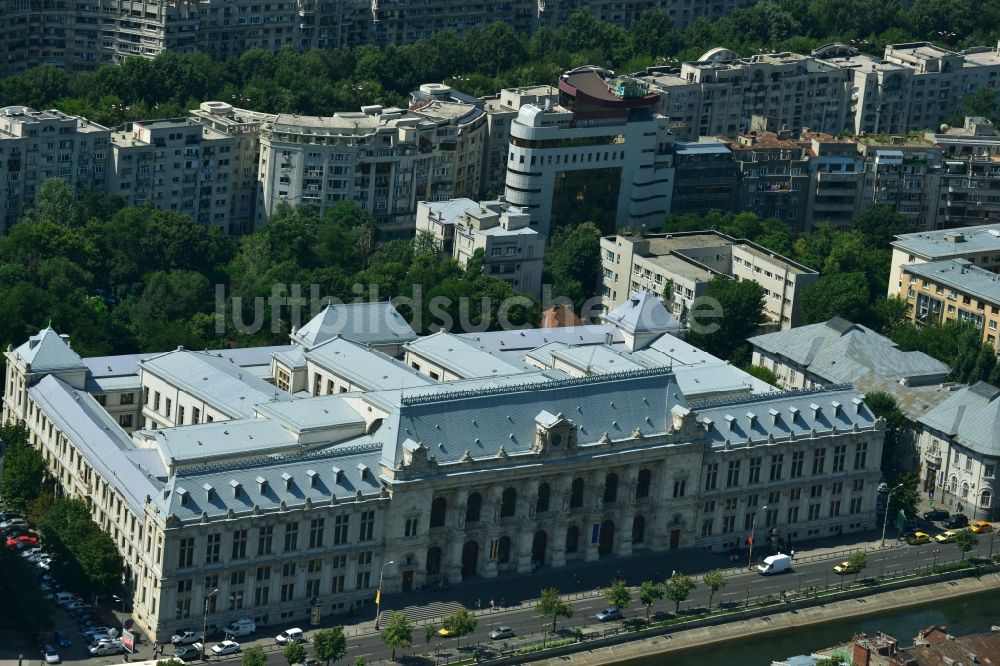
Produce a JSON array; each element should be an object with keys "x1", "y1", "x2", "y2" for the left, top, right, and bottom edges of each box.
[
  {"x1": 833, "y1": 560, "x2": 858, "y2": 575},
  {"x1": 969, "y1": 521, "x2": 994, "y2": 534},
  {"x1": 934, "y1": 530, "x2": 959, "y2": 544},
  {"x1": 906, "y1": 531, "x2": 931, "y2": 545}
]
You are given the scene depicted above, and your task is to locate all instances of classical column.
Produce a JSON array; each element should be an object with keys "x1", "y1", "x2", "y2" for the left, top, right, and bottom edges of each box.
[
  {"x1": 515, "y1": 479, "x2": 539, "y2": 573},
  {"x1": 482, "y1": 485, "x2": 504, "y2": 579},
  {"x1": 615, "y1": 466, "x2": 639, "y2": 558},
  {"x1": 444, "y1": 489, "x2": 468, "y2": 585},
  {"x1": 584, "y1": 470, "x2": 603, "y2": 562}
]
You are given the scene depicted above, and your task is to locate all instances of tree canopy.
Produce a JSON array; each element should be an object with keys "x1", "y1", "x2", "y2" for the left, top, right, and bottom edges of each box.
[{"x1": 686, "y1": 275, "x2": 766, "y2": 365}]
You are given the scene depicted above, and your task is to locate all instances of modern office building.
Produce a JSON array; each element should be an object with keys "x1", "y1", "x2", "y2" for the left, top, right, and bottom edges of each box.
[
  {"x1": 481, "y1": 85, "x2": 560, "y2": 195},
  {"x1": 600, "y1": 231, "x2": 818, "y2": 328},
  {"x1": 3, "y1": 300, "x2": 885, "y2": 642},
  {"x1": 900, "y1": 258, "x2": 1000, "y2": 351},
  {"x1": 415, "y1": 198, "x2": 545, "y2": 297},
  {"x1": 503, "y1": 67, "x2": 675, "y2": 238},
  {"x1": 0, "y1": 106, "x2": 111, "y2": 233},
  {"x1": 889, "y1": 223, "x2": 1000, "y2": 299}
]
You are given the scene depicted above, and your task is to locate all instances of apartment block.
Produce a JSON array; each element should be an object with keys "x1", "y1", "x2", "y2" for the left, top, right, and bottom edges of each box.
[
  {"x1": 0, "y1": 106, "x2": 110, "y2": 233},
  {"x1": 901, "y1": 258, "x2": 1000, "y2": 351},
  {"x1": 889, "y1": 223, "x2": 1000, "y2": 298},
  {"x1": 256, "y1": 85, "x2": 486, "y2": 236},
  {"x1": 728, "y1": 131, "x2": 810, "y2": 233},
  {"x1": 415, "y1": 198, "x2": 544, "y2": 297},
  {"x1": 924, "y1": 117, "x2": 1000, "y2": 230},
  {"x1": 503, "y1": 67, "x2": 675, "y2": 238},
  {"x1": 856, "y1": 138, "x2": 942, "y2": 231},
  {"x1": 600, "y1": 231, "x2": 818, "y2": 328},
  {"x1": 801, "y1": 131, "x2": 864, "y2": 230},
  {"x1": 669, "y1": 140, "x2": 738, "y2": 216}
]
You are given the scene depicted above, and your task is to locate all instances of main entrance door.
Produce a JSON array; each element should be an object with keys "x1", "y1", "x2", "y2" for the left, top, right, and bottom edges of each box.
[
  {"x1": 670, "y1": 529, "x2": 681, "y2": 550},
  {"x1": 598, "y1": 520, "x2": 615, "y2": 556},
  {"x1": 461, "y1": 541, "x2": 479, "y2": 578}
]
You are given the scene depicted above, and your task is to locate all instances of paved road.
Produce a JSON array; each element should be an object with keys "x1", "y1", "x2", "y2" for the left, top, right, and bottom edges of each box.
[{"x1": 6, "y1": 527, "x2": 996, "y2": 666}]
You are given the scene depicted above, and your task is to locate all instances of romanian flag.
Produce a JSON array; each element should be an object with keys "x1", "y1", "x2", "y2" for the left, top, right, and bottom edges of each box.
[
  {"x1": 746, "y1": 535, "x2": 754, "y2": 545},
  {"x1": 375, "y1": 587, "x2": 381, "y2": 605}
]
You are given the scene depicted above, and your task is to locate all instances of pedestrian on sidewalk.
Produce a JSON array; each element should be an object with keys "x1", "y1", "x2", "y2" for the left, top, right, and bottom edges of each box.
[
  {"x1": 476, "y1": 598, "x2": 481, "y2": 609},
  {"x1": 490, "y1": 598, "x2": 495, "y2": 611},
  {"x1": 500, "y1": 596, "x2": 506, "y2": 609},
  {"x1": 574, "y1": 573, "x2": 581, "y2": 585}
]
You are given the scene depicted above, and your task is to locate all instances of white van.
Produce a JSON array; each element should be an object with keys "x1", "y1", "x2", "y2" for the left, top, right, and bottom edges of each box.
[
  {"x1": 223, "y1": 618, "x2": 256, "y2": 637},
  {"x1": 275, "y1": 627, "x2": 305, "y2": 644},
  {"x1": 757, "y1": 553, "x2": 792, "y2": 575},
  {"x1": 54, "y1": 592, "x2": 78, "y2": 606}
]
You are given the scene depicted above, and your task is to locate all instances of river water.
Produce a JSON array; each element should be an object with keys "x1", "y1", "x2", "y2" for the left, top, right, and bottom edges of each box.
[{"x1": 618, "y1": 590, "x2": 999, "y2": 666}]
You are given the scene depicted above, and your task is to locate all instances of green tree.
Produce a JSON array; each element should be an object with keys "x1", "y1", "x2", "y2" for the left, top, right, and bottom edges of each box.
[
  {"x1": 955, "y1": 529, "x2": 978, "y2": 561},
  {"x1": 380, "y1": 611, "x2": 414, "y2": 661},
  {"x1": 664, "y1": 573, "x2": 696, "y2": 614},
  {"x1": 638, "y1": 580, "x2": 663, "y2": 621},
  {"x1": 39, "y1": 498, "x2": 124, "y2": 596},
  {"x1": 962, "y1": 86, "x2": 1000, "y2": 125},
  {"x1": 283, "y1": 642, "x2": 308, "y2": 666},
  {"x1": 536, "y1": 587, "x2": 574, "y2": 633},
  {"x1": 846, "y1": 551, "x2": 868, "y2": 585},
  {"x1": 425, "y1": 625, "x2": 436, "y2": 648},
  {"x1": 0, "y1": 427, "x2": 46, "y2": 512},
  {"x1": 242, "y1": 646, "x2": 267, "y2": 666},
  {"x1": 853, "y1": 205, "x2": 914, "y2": 248},
  {"x1": 441, "y1": 607, "x2": 478, "y2": 649},
  {"x1": 703, "y1": 570, "x2": 727, "y2": 611},
  {"x1": 313, "y1": 627, "x2": 348, "y2": 666},
  {"x1": 686, "y1": 275, "x2": 766, "y2": 364},
  {"x1": 864, "y1": 391, "x2": 907, "y2": 479},
  {"x1": 799, "y1": 272, "x2": 871, "y2": 325},
  {"x1": 604, "y1": 578, "x2": 632, "y2": 615},
  {"x1": 355, "y1": 659, "x2": 367, "y2": 666},
  {"x1": 889, "y1": 471, "x2": 922, "y2": 521},
  {"x1": 21, "y1": 178, "x2": 79, "y2": 227},
  {"x1": 743, "y1": 365, "x2": 779, "y2": 387},
  {"x1": 542, "y1": 222, "x2": 603, "y2": 310}
]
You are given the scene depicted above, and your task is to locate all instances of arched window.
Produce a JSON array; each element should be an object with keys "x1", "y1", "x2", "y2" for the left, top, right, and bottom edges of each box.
[
  {"x1": 636, "y1": 469, "x2": 652, "y2": 499},
  {"x1": 500, "y1": 487, "x2": 517, "y2": 518},
  {"x1": 465, "y1": 492, "x2": 482, "y2": 524},
  {"x1": 569, "y1": 478, "x2": 584, "y2": 508},
  {"x1": 497, "y1": 535, "x2": 512, "y2": 563},
  {"x1": 536, "y1": 483, "x2": 551, "y2": 514},
  {"x1": 430, "y1": 496, "x2": 447, "y2": 528},
  {"x1": 565, "y1": 525, "x2": 579, "y2": 553},
  {"x1": 949, "y1": 476, "x2": 958, "y2": 494},
  {"x1": 426, "y1": 546, "x2": 442, "y2": 575},
  {"x1": 603, "y1": 472, "x2": 618, "y2": 504},
  {"x1": 961, "y1": 482, "x2": 970, "y2": 499},
  {"x1": 981, "y1": 489, "x2": 993, "y2": 508},
  {"x1": 632, "y1": 515, "x2": 646, "y2": 544}
]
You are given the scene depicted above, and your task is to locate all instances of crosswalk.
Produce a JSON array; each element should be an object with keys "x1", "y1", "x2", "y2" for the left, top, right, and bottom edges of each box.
[{"x1": 378, "y1": 600, "x2": 465, "y2": 626}]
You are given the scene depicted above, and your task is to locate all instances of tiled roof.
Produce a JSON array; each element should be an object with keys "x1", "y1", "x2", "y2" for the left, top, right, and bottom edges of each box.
[
  {"x1": 140, "y1": 349, "x2": 293, "y2": 419},
  {"x1": 293, "y1": 302, "x2": 417, "y2": 348},
  {"x1": 749, "y1": 318, "x2": 949, "y2": 385},
  {"x1": 28, "y1": 375, "x2": 159, "y2": 514},
  {"x1": 917, "y1": 380, "x2": 1000, "y2": 456},
  {"x1": 12, "y1": 326, "x2": 85, "y2": 373}
]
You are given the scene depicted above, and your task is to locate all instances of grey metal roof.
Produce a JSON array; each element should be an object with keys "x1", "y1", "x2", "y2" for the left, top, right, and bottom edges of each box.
[
  {"x1": 272, "y1": 346, "x2": 306, "y2": 370},
  {"x1": 255, "y1": 395, "x2": 369, "y2": 435},
  {"x1": 457, "y1": 325, "x2": 623, "y2": 352},
  {"x1": 305, "y1": 337, "x2": 432, "y2": 391},
  {"x1": 391, "y1": 369, "x2": 687, "y2": 465},
  {"x1": 156, "y1": 441, "x2": 385, "y2": 520},
  {"x1": 418, "y1": 198, "x2": 479, "y2": 225},
  {"x1": 84, "y1": 374, "x2": 141, "y2": 393},
  {"x1": 749, "y1": 318, "x2": 949, "y2": 385},
  {"x1": 903, "y1": 258, "x2": 1000, "y2": 305},
  {"x1": 137, "y1": 418, "x2": 304, "y2": 467},
  {"x1": 139, "y1": 349, "x2": 293, "y2": 419},
  {"x1": 602, "y1": 290, "x2": 682, "y2": 336},
  {"x1": 83, "y1": 345, "x2": 293, "y2": 379},
  {"x1": 697, "y1": 386, "x2": 877, "y2": 447},
  {"x1": 917, "y1": 381, "x2": 1000, "y2": 456},
  {"x1": 404, "y1": 332, "x2": 534, "y2": 378},
  {"x1": 892, "y1": 223, "x2": 1000, "y2": 258},
  {"x1": 13, "y1": 327, "x2": 85, "y2": 373},
  {"x1": 292, "y1": 302, "x2": 417, "y2": 348},
  {"x1": 28, "y1": 375, "x2": 159, "y2": 515}
]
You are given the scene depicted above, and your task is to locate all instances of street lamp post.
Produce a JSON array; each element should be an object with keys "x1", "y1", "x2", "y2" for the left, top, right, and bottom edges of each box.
[
  {"x1": 112, "y1": 594, "x2": 126, "y2": 616},
  {"x1": 374, "y1": 560, "x2": 395, "y2": 630},
  {"x1": 200, "y1": 588, "x2": 219, "y2": 661},
  {"x1": 880, "y1": 483, "x2": 904, "y2": 548},
  {"x1": 747, "y1": 505, "x2": 768, "y2": 571}
]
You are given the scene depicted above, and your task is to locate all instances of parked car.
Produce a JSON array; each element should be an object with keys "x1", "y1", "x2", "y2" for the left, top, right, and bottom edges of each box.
[
  {"x1": 275, "y1": 628, "x2": 305, "y2": 644},
  {"x1": 935, "y1": 530, "x2": 960, "y2": 544},
  {"x1": 222, "y1": 618, "x2": 256, "y2": 637},
  {"x1": 171, "y1": 644, "x2": 203, "y2": 661},
  {"x1": 40, "y1": 644, "x2": 60, "y2": 664},
  {"x1": 475, "y1": 646, "x2": 501, "y2": 662},
  {"x1": 54, "y1": 592, "x2": 78, "y2": 607},
  {"x1": 211, "y1": 640, "x2": 241, "y2": 656},
  {"x1": 53, "y1": 631, "x2": 71, "y2": 648},
  {"x1": 489, "y1": 626, "x2": 515, "y2": 640},
  {"x1": 171, "y1": 629, "x2": 203, "y2": 645},
  {"x1": 595, "y1": 607, "x2": 622, "y2": 622},
  {"x1": 0, "y1": 518, "x2": 29, "y2": 530},
  {"x1": 922, "y1": 508, "x2": 950, "y2": 521},
  {"x1": 833, "y1": 560, "x2": 859, "y2": 575},
  {"x1": 5, "y1": 534, "x2": 37, "y2": 548},
  {"x1": 945, "y1": 514, "x2": 970, "y2": 529},
  {"x1": 89, "y1": 640, "x2": 125, "y2": 656},
  {"x1": 906, "y1": 531, "x2": 931, "y2": 545},
  {"x1": 970, "y1": 520, "x2": 994, "y2": 534},
  {"x1": 65, "y1": 600, "x2": 89, "y2": 611}
]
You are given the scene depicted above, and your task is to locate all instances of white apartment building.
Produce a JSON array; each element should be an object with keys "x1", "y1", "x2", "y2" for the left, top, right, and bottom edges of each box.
[
  {"x1": 109, "y1": 118, "x2": 240, "y2": 233},
  {"x1": 504, "y1": 67, "x2": 675, "y2": 238},
  {"x1": 416, "y1": 198, "x2": 545, "y2": 297},
  {"x1": 888, "y1": 223, "x2": 1000, "y2": 299},
  {"x1": 0, "y1": 106, "x2": 110, "y2": 233},
  {"x1": 600, "y1": 231, "x2": 818, "y2": 329},
  {"x1": 255, "y1": 87, "x2": 486, "y2": 236}
]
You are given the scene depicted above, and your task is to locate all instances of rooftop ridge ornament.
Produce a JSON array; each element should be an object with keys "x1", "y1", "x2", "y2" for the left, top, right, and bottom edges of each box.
[
  {"x1": 398, "y1": 367, "x2": 675, "y2": 406},
  {"x1": 181, "y1": 440, "x2": 383, "y2": 475},
  {"x1": 688, "y1": 384, "x2": 854, "y2": 411}
]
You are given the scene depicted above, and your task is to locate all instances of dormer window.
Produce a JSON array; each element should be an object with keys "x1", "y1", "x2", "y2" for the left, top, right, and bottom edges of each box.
[
  {"x1": 810, "y1": 403, "x2": 821, "y2": 418},
  {"x1": 357, "y1": 463, "x2": 370, "y2": 481},
  {"x1": 230, "y1": 480, "x2": 242, "y2": 498},
  {"x1": 177, "y1": 487, "x2": 189, "y2": 506},
  {"x1": 204, "y1": 483, "x2": 214, "y2": 502},
  {"x1": 256, "y1": 476, "x2": 268, "y2": 494},
  {"x1": 332, "y1": 466, "x2": 344, "y2": 484},
  {"x1": 768, "y1": 409, "x2": 780, "y2": 425},
  {"x1": 307, "y1": 470, "x2": 318, "y2": 488},
  {"x1": 282, "y1": 472, "x2": 293, "y2": 491},
  {"x1": 746, "y1": 412, "x2": 757, "y2": 427},
  {"x1": 831, "y1": 401, "x2": 842, "y2": 417}
]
